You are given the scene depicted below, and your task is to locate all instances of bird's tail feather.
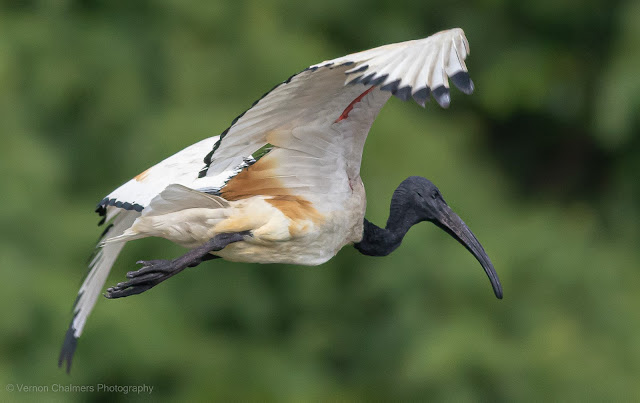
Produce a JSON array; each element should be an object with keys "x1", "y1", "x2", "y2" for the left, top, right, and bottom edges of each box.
[{"x1": 58, "y1": 210, "x2": 138, "y2": 373}]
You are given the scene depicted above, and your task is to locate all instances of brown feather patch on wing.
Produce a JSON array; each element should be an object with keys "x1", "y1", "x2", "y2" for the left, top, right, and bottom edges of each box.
[
  {"x1": 220, "y1": 155, "x2": 324, "y2": 236},
  {"x1": 220, "y1": 157, "x2": 290, "y2": 200}
]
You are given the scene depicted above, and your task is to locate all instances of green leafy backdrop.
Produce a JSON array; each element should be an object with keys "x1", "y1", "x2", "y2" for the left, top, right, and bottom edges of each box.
[{"x1": 1, "y1": 0, "x2": 639, "y2": 401}]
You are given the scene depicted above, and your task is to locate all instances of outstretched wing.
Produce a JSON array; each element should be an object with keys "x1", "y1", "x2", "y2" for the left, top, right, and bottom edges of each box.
[
  {"x1": 97, "y1": 28, "x2": 473, "y2": 216},
  {"x1": 96, "y1": 136, "x2": 220, "y2": 218},
  {"x1": 59, "y1": 136, "x2": 222, "y2": 372},
  {"x1": 194, "y1": 28, "x2": 473, "y2": 210}
]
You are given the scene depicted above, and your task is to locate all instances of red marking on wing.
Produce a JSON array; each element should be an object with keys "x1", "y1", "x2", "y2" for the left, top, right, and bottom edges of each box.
[{"x1": 335, "y1": 86, "x2": 376, "y2": 123}]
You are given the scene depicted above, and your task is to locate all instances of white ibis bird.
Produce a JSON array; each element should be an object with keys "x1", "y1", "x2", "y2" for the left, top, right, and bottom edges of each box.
[{"x1": 59, "y1": 28, "x2": 503, "y2": 372}]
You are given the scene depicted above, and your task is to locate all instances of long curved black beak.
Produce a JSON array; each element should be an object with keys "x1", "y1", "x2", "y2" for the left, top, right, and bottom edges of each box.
[{"x1": 433, "y1": 205, "x2": 503, "y2": 299}]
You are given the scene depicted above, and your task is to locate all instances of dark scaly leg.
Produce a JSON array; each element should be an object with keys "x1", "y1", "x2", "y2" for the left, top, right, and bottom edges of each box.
[{"x1": 105, "y1": 231, "x2": 250, "y2": 299}]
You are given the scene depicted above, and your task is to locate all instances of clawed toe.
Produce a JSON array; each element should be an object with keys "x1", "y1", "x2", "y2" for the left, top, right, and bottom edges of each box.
[
  {"x1": 105, "y1": 271, "x2": 167, "y2": 299},
  {"x1": 122, "y1": 271, "x2": 165, "y2": 287},
  {"x1": 105, "y1": 258, "x2": 185, "y2": 299},
  {"x1": 127, "y1": 259, "x2": 174, "y2": 278},
  {"x1": 105, "y1": 283, "x2": 156, "y2": 298}
]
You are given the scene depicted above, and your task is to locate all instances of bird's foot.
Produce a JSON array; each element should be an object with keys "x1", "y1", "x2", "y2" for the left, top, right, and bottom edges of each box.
[
  {"x1": 105, "y1": 259, "x2": 179, "y2": 299},
  {"x1": 104, "y1": 231, "x2": 250, "y2": 299}
]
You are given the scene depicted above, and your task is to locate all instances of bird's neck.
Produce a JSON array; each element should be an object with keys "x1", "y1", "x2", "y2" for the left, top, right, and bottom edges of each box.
[{"x1": 354, "y1": 201, "x2": 420, "y2": 256}]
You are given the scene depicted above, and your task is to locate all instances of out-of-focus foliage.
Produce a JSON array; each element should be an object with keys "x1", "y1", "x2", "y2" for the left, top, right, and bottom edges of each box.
[{"x1": 1, "y1": 0, "x2": 639, "y2": 401}]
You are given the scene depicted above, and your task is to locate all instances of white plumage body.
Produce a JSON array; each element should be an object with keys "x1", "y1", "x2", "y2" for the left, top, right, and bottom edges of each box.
[
  {"x1": 121, "y1": 181, "x2": 365, "y2": 266},
  {"x1": 112, "y1": 90, "x2": 389, "y2": 265},
  {"x1": 62, "y1": 28, "x2": 474, "y2": 350},
  {"x1": 108, "y1": 85, "x2": 391, "y2": 265}
]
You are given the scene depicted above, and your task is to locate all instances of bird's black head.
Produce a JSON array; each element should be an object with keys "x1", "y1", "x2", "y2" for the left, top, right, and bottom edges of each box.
[
  {"x1": 394, "y1": 176, "x2": 448, "y2": 221},
  {"x1": 394, "y1": 176, "x2": 503, "y2": 299}
]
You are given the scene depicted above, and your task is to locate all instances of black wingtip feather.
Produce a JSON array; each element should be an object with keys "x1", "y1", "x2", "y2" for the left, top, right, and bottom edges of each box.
[
  {"x1": 360, "y1": 73, "x2": 377, "y2": 86},
  {"x1": 98, "y1": 198, "x2": 144, "y2": 214},
  {"x1": 346, "y1": 64, "x2": 368, "y2": 74},
  {"x1": 450, "y1": 71, "x2": 474, "y2": 95},
  {"x1": 95, "y1": 200, "x2": 108, "y2": 226},
  {"x1": 432, "y1": 86, "x2": 451, "y2": 108},
  {"x1": 368, "y1": 74, "x2": 387, "y2": 86},
  {"x1": 412, "y1": 87, "x2": 430, "y2": 107},
  {"x1": 58, "y1": 323, "x2": 78, "y2": 374},
  {"x1": 380, "y1": 79, "x2": 401, "y2": 94},
  {"x1": 393, "y1": 85, "x2": 412, "y2": 101}
]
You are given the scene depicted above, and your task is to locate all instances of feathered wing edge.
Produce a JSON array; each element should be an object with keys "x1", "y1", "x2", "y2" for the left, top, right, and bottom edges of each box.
[
  {"x1": 58, "y1": 210, "x2": 139, "y2": 373},
  {"x1": 199, "y1": 28, "x2": 473, "y2": 179},
  {"x1": 313, "y1": 28, "x2": 473, "y2": 107}
]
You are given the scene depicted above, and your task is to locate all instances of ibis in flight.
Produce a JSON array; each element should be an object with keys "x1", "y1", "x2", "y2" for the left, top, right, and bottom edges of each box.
[{"x1": 59, "y1": 28, "x2": 503, "y2": 372}]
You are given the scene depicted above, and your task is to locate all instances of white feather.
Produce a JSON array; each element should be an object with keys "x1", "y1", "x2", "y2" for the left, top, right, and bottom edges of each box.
[
  {"x1": 103, "y1": 136, "x2": 220, "y2": 209},
  {"x1": 71, "y1": 210, "x2": 138, "y2": 338}
]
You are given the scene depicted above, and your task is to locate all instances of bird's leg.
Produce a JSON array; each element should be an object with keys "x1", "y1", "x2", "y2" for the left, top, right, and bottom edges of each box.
[{"x1": 105, "y1": 231, "x2": 250, "y2": 299}]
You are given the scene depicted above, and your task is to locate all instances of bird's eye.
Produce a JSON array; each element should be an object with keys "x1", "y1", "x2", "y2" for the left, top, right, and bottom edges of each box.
[{"x1": 431, "y1": 191, "x2": 439, "y2": 199}]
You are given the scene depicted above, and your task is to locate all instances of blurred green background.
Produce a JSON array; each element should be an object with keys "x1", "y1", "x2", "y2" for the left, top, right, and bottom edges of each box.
[{"x1": 2, "y1": 0, "x2": 639, "y2": 401}]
